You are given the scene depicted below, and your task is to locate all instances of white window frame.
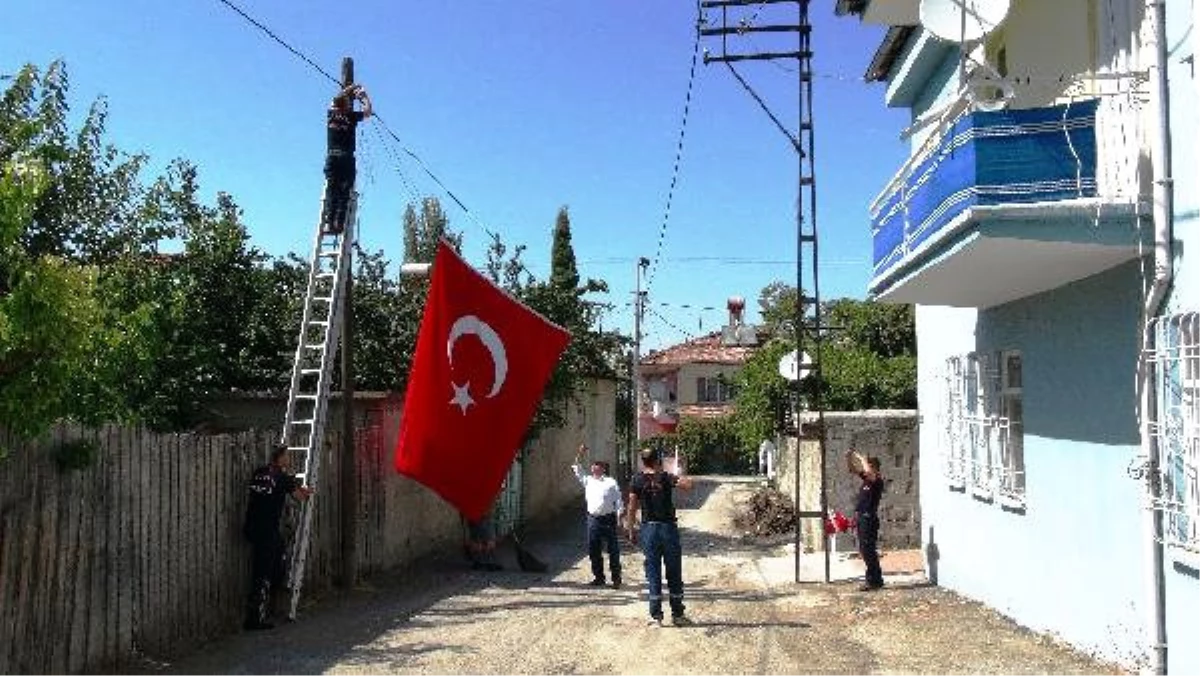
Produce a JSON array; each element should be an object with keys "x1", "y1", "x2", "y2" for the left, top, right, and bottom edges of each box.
[
  {"x1": 941, "y1": 350, "x2": 1026, "y2": 507},
  {"x1": 1151, "y1": 312, "x2": 1200, "y2": 554},
  {"x1": 995, "y1": 350, "x2": 1026, "y2": 507}
]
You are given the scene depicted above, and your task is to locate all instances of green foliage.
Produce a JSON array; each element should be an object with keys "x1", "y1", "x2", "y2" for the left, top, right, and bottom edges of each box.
[
  {"x1": 730, "y1": 339, "x2": 796, "y2": 453},
  {"x1": 656, "y1": 416, "x2": 751, "y2": 475},
  {"x1": 736, "y1": 284, "x2": 918, "y2": 435},
  {"x1": 482, "y1": 211, "x2": 624, "y2": 445}
]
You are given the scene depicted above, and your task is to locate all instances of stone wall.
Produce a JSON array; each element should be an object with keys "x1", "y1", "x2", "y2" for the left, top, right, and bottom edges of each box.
[{"x1": 775, "y1": 410, "x2": 920, "y2": 552}]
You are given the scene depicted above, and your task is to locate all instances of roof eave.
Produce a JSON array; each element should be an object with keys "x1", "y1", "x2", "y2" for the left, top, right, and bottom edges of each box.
[{"x1": 865, "y1": 25, "x2": 917, "y2": 82}]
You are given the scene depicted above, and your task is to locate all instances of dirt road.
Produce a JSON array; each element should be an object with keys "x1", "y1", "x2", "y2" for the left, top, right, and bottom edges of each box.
[{"x1": 159, "y1": 477, "x2": 1120, "y2": 675}]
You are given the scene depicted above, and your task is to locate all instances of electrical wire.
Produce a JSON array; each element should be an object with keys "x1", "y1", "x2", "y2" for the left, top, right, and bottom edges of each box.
[
  {"x1": 645, "y1": 0, "x2": 703, "y2": 293},
  {"x1": 213, "y1": 0, "x2": 340, "y2": 86},
  {"x1": 209, "y1": 0, "x2": 544, "y2": 283}
]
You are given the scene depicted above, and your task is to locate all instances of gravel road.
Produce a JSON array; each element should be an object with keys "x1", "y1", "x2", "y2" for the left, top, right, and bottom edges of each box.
[{"x1": 157, "y1": 476, "x2": 1122, "y2": 675}]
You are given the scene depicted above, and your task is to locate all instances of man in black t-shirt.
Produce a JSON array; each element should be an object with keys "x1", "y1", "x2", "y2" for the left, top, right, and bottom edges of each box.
[
  {"x1": 625, "y1": 448, "x2": 694, "y2": 627},
  {"x1": 847, "y1": 448, "x2": 885, "y2": 591},
  {"x1": 323, "y1": 83, "x2": 372, "y2": 235},
  {"x1": 242, "y1": 445, "x2": 313, "y2": 630}
]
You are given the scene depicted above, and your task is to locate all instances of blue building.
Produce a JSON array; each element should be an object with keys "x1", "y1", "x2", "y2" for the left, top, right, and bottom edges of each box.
[{"x1": 837, "y1": 0, "x2": 1199, "y2": 672}]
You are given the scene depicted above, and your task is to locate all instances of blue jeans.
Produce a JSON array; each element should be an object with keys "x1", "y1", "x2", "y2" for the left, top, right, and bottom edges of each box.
[
  {"x1": 587, "y1": 513, "x2": 622, "y2": 582},
  {"x1": 640, "y1": 521, "x2": 684, "y2": 619}
]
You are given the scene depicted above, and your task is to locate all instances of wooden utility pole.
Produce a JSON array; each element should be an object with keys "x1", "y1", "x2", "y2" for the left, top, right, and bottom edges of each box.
[{"x1": 339, "y1": 55, "x2": 359, "y2": 589}]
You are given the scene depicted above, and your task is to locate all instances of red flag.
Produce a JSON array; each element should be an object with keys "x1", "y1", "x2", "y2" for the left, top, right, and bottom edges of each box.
[{"x1": 394, "y1": 240, "x2": 571, "y2": 521}]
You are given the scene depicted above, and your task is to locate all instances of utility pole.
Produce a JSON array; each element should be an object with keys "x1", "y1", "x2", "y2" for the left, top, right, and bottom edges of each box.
[
  {"x1": 632, "y1": 257, "x2": 649, "y2": 466},
  {"x1": 338, "y1": 55, "x2": 359, "y2": 590},
  {"x1": 699, "y1": 0, "x2": 829, "y2": 584}
]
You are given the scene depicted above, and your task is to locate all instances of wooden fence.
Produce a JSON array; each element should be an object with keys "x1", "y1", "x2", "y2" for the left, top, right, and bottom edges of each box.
[{"x1": 0, "y1": 378, "x2": 618, "y2": 674}]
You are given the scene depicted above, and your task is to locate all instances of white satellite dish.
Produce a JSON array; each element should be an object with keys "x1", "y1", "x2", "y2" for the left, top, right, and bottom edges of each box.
[
  {"x1": 919, "y1": 0, "x2": 1011, "y2": 44},
  {"x1": 777, "y1": 350, "x2": 813, "y2": 382}
]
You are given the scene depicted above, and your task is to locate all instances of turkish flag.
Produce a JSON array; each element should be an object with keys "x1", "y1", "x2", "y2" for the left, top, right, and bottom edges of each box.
[{"x1": 394, "y1": 240, "x2": 571, "y2": 521}]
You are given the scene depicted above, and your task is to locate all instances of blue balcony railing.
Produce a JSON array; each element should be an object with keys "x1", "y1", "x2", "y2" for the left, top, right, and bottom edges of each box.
[{"x1": 870, "y1": 99, "x2": 1100, "y2": 283}]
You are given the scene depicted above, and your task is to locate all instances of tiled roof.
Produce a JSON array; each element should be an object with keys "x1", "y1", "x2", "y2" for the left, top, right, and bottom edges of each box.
[
  {"x1": 639, "y1": 331, "x2": 759, "y2": 367},
  {"x1": 677, "y1": 404, "x2": 734, "y2": 420}
]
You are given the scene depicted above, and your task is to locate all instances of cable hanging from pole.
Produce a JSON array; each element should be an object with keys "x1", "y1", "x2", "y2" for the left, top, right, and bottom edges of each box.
[{"x1": 646, "y1": 0, "x2": 705, "y2": 294}]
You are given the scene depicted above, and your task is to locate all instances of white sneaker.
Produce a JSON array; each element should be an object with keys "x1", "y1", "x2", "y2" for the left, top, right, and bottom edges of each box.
[{"x1": 646, "y1": 617, "x2": 663, "y2": 627}]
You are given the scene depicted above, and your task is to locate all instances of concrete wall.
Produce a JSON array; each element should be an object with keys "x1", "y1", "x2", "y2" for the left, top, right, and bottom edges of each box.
[
  {"x1": 916, "y1": 262, "x2": 1150, "y2": 669},
  {"x1": 1162, "y1": 2, "x2": 1200, "y2": 672},
  {"x1": 523, "y1": 378, "x2": 619, "y2": 522},
  {"x1": 775, "y1": 411, "x2": 920, "y2": 553}
]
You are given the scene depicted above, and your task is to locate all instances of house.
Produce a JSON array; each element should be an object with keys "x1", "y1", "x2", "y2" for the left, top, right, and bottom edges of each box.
[
  {"x1": 837, "y1": 0, "x2": 1198, "y2": 672},
  {"x1": 637, "y1": 297, "x2": 761, "y2": 439}
]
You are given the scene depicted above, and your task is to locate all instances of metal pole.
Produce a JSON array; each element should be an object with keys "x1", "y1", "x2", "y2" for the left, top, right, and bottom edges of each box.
[
  {"x1": 338, "y1": 56, "x2": 359, "y2": 590},
  {"x1": 632, "y1": 257, "x2": 649, "y2": 462}
]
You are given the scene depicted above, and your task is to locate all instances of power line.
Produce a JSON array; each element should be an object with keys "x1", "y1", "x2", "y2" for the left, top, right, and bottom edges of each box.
[
  {"x1": 645, "y1": 0, "x2": 703, "y2": 294},
  {"x1": 208, "y1": 0, "x2": 542, "y2": 282},
  {"x1": 212, "y1": 0, "x2": 340, "y2": 86}
]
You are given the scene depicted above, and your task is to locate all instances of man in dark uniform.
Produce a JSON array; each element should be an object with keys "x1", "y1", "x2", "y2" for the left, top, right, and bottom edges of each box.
[
  {"x1": 323, "y1": 83, "x2": 372, "y2": 234},
  {"x1": 847, "y1": 448, "x2": 886, "y2": 591},
  {"x1": 243, "y1": 445, "x2": 312, "y2": 630},
  {"x1": 625, "y1": 448, "x2": 694, "y2": 627}
]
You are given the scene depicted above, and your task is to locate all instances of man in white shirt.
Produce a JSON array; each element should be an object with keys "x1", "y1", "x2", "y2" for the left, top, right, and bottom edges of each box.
[{"x1": 572, "y1": 443, "x2": 624, "y2": 588}]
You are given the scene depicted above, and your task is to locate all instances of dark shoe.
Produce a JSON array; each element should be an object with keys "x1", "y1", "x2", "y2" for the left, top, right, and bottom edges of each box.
[
  {"x1": 588, "y1": 578, "x2": 606, "y2": 587},
  {"x1": 857, "y1": 583, "x2": 883, "y2": 592},
  {"x1": 612, "y1": 578, "x2": 622, "y2": 589},
  {"x1": 671, "y1": 614, "x2": 694, "y2": 627},
  {"x1": 243, "y1": 619, "x2": 275, "y2": 631}
]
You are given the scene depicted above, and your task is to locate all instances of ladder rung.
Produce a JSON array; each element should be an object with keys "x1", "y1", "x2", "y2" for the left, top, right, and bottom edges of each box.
[
  {"x1": 300, "y1": 368, "x2": 321, "y2": 375},
  {"x1": 294, "y1": 473, "x2": 307, "y2": 482},
  {"x1": 292, "y1": 419, "x2": 315, "y2": 426},
  {"x1": 316, "y1": 272, "x2": 336, "y2": 279},
  {"x1": 317, "y1": 251, "x2": 340, "y2": 258},
  {"x1": 303, "y1": 343, "x2": 326, "y2": 350},
  {"x1": 800, "y1": 176, "x2": 814, "y2": 186},
  {"x1": 313, "y1": 296, "x2": 334, "y2": 303},
  {"x1": 286, "y1": 446, "x2": 308, "y2": 452},
  {"x1": 295, "y1": 394, "x2": 318, "y2": 400},
  {"x1": 308, "y1": 320, "x2": 330, "y2": 327}
]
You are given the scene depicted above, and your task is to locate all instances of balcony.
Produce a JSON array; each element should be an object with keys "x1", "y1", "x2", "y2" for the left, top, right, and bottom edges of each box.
[{"x1": 869, "y1": 98, "x2": 1146, "y2": 308}]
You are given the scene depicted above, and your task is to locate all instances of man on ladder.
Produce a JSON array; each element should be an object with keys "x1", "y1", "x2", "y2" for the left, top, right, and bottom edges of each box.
[{"x1": 323, "y1": 82, "x2": 371, "y2": 234}]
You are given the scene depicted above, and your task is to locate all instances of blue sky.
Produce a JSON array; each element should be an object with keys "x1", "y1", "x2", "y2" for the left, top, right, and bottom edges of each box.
[{"x1": 2, "y1": 0, "x2": 910, "y2": 351}]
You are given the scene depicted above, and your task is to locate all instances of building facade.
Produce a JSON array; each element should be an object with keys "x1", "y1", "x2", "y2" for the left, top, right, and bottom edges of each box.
[{"x1": 839, "y1": 0, "x2": 1198, "y2": 671}]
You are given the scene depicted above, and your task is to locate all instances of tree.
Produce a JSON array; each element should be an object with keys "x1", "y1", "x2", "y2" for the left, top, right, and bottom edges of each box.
[
  {"x1": 549, "y1": 206, "x2": 579, "y2": 290},
  {"x1": 0, "y1": 64, "x2": 110, "y2": 443},
  {"x1": 757, "y1": 280, "x2": 803, "y2": 339},
  {"x1": 730, "y1": 281, "x2": 918, "y2": 455}
]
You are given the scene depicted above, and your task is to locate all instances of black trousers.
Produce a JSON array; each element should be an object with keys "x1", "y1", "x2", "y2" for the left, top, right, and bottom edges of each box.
[
  {"x1": 586, "y1": 513, "x2": 622, "y2": 582},
  {"x1": 857, "y1": 512, "x2": 883, "y2": 587},
  {"x1": 246, "y1": 534, "x2": 285, "y2": 624},
  {"x1": 323, "y1": 153, "x2": 356, "y2": 232}
]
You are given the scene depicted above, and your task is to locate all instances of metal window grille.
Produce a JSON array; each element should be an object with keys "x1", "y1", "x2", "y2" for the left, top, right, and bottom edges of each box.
[
  {"x1": 941, "y1": 351, "x2": 1026, "y2": 506},
  {"x1": 1148, "y1": 312, "x2": 1200, "y2": 552}
]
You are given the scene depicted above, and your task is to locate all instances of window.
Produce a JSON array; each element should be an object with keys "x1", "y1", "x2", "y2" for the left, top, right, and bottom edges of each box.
[
  {"x1": 1152, "y1": 312, "x2": 1200, "y2": 553},
  {"x1": 696, "y1": 376, "x2": 737, "y2": 404},
  {"x1": 997, "y1": 351, "x2": 1025, "y2": 502},
  {"x1": 941, "y1": 350, "x2": 1026, "y2": 506}
]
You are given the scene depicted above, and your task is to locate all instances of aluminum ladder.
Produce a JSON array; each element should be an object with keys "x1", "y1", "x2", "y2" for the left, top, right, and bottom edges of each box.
[{"x1": 282, "y1": 185, "x2": 355, "y2": 620}]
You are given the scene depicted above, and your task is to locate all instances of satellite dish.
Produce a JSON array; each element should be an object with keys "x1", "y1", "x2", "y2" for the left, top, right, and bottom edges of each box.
[
  {"x1": 778, "y1": 350, "x2": 813, "y2": 382},
  {"x1": 919, "y1": 0, "x2": 1011, "y2": 44}
]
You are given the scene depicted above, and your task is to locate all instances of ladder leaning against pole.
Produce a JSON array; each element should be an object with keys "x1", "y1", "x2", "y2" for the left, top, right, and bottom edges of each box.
[{"x1": 281, "y1": 184, "x2": 356, "y2": 620}]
